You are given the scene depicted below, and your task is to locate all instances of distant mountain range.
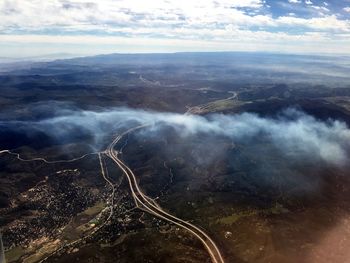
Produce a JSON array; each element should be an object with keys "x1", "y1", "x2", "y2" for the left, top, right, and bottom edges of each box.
[{"x1": 0, "y1": 53, "x2": 79, "y2": 64}]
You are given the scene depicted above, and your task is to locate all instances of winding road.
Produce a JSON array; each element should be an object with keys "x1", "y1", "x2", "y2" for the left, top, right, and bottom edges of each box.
[
  {"x1": 0, "y1": 150, "x2": 99, "y2": 164},
  {"x1": 105, "y1": 125, "x2": 225, "y2": 263},
  {"x1": 0, "y1": 95, "x2": 231, "y2": 262}
]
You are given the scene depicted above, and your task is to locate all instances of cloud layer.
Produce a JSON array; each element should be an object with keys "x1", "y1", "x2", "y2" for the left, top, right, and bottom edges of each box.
[{"x1": 0, "y1": 0, "x2": 350, "y2": 56}]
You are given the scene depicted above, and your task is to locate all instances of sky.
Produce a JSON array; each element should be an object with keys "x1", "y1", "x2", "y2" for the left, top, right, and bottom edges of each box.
[{"x1": 0, "y1": 0, "x2": 350, "y2": 58}]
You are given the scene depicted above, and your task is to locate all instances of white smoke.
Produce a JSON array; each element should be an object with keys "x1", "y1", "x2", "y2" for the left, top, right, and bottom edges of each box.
[{"x1": 3, "y1": 106, "x2": 350, "y2": 167}]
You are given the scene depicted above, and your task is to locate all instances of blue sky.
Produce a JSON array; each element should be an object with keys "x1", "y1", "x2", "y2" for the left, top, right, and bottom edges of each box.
[{"x1": 0, "y1": 0, "x2": 350, "y2": 58}]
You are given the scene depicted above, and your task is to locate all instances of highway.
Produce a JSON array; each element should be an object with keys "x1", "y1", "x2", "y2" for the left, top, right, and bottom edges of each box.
[
  {"x1": 0, "y1": 233, "x2": 5, "y2": 263},
  {"x1": 185, "y1": 91, "x2": 238, "y2": 115},
  {"x1": 105, "y1": 125, "x2": 225, "y2": 263},
  {"x1": 0, "y1": 115, "x2": 226, "y2": 263}
]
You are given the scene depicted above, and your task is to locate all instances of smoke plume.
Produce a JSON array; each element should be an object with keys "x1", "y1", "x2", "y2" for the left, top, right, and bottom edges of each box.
[{"x1": 1, "y1": 106, "x2": 350, "y2": 167}]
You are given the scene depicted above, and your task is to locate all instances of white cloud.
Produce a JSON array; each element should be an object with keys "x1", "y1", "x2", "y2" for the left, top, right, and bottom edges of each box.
[
  {"x1": 1, "y1": 0, "x2": 348, "y2": 34},
  {"x1": 0, "y1": 0, "x2": 349, "y2": 55},
  {"x1": 277, "y1": 15, "x2": 350, "y2": 32},
  {"x1": 311, "y1": 5, "x2": 330, "y2": 12},
  {"x1": 344, "y1": 7, "x2": 350, "y2": 13},
  {"x1": 305, "y1": 0, "x2": 313, "y2": 5},
  {"x1": 0, "y1": 0, "x2": 266, "y2": 31}
]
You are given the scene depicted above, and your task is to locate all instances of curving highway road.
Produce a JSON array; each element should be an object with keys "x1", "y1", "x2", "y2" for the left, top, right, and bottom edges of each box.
[
  {"x1": 105, "y1": 125, "x2": 225, "y2": 263},
  {"x1": 0, "y1": 104, "x2": 228, "y2": 262}
]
